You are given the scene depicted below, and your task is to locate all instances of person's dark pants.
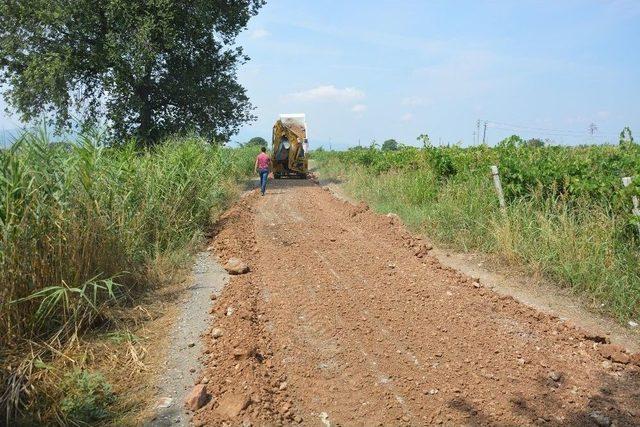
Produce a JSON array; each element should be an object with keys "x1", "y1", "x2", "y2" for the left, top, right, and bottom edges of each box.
[{"x1": 259, "y1": 169, "x2": 268, "y2": 195}]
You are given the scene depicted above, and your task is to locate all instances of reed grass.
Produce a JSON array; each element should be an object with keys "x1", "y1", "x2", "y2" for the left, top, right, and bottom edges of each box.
[{"x1": 0, "y1": 129, "x2": 256, "y2": 421}]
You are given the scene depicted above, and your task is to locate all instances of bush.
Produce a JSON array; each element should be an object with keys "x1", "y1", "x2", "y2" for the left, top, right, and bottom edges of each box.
[{"x1": 60, "y1": 370, "x2": 115, "y2": 425}]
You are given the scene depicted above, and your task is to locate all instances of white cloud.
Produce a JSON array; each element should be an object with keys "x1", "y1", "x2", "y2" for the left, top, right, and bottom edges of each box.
[
  {"x1": 250, "y1": 28, "x2": 270, "y2": 39},
  {"x1": 288, "y1": 85, "x2": 365, "y2": 103},
  {"x1": 401, "y1": 113, "x2": 414, "y2": 122},
  {"x1": 401, "y1": 96, "x2": 428, "y2": 107},
  {"x1": 351, "y1": 104, "x2": 367, "y2": 113}
]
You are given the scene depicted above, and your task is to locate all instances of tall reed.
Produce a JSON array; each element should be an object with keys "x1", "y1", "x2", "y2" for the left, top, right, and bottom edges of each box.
[{"x1": 0, "y1": 130, "x2": 255, "y2": 350}]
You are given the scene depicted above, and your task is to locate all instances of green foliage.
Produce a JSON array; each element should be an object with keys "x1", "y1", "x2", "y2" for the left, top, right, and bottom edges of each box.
[
  {"x1": 244, "y1": 137, "x2": 268, "y2": 147},
  {"x1": 0, "y1": 129, "x2": 257, "y2": 351},
  {"x1": 382, "y1": 139, "x2": 399, "y2": 151},
  {"x1": 417, "y1": 133, "x2": 431, "y2": 148},
  {"x1": 619, "y1": 126, "x2": 634, "y2": 147},
  {"x1": 316, "y1": 138, "x2": 640, "y2": 321},
  {"x1": 524, "y1": 138, "x2": 545, "y2": 148},
  {"x1": 60, "y1": 370, "x2": 115, "y2": 425},
  {"x1": 327, "y1": 136, "x2": 640, "y2": 223},
  {"x1": 0, "y1": 1, "x2": 265, "y2": 145}
]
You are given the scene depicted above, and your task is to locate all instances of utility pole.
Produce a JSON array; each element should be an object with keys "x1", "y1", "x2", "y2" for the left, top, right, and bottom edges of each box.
[
  {"x1": 482, "y1": 121, "x2": 488, "y2": 145},
  {"x1": 588, "y1": 123, "x2": 598, "y2": 143},
  {"x1": 476, "y1": 120, "x2": 481, "y2": 145},
  {"x1": 473, "y1": 131, "x2": 476, "y2": 145}
]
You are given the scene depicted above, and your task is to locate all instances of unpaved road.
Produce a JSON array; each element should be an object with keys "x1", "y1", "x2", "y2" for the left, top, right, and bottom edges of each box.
[{"x1": 192, "y1": 178, "x2": 639, "y2": 426}]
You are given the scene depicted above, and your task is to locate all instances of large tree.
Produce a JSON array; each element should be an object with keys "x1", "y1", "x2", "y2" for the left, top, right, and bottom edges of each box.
[
  {"x1": 0, "y1": 0, "x2": 264, "y2": 145},
  {"x1": 381, "y1": 138, "x2": 398, "y2": 151}
]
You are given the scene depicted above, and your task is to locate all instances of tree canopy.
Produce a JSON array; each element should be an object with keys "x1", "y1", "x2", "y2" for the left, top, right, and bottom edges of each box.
[
  {"x1": 381, "y1": 139, "x2": 399, "y2": 151},
  {"x1": 0, "y1": 0, "x2": 265, "y2": 145},
  {"x1": 244, "y1": 136, "x2": 268, "y2": 147},
  {"x1": 619, "y1": 126, "x2": 634, "y2": 146}
]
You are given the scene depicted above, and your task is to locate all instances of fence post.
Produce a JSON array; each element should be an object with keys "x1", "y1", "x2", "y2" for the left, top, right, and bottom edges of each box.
[
  {"x1": 622, "y1": 176, "x2": 640, "y2": 237},
  {"x1": 490, "y1": 165, "x2": 506, "y2": 210}
]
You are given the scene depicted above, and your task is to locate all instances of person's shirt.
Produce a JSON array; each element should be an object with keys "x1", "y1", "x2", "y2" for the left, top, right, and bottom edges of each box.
[{"x1": 257, "y1": 152, "x2": 270, "y2": 170}]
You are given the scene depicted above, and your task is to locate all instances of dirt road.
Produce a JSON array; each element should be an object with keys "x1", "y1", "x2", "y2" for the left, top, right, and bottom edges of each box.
[{"x1": 192, "y1": 178, "x2": 639, "y2": 426}]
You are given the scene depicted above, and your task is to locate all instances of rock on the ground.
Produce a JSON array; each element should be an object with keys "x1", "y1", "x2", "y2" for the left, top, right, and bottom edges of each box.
[
  {"x1": 155, "y1": 397, "x2": 173, "y2": 408},
  {"x1": 233, "y1": 345, "x2": 256, "y2": 360},
  {"x1": 223, "y1": 257, "x2": 249, "y2": 275},
  {"x1": 414, "y1": 243, "x2": 432, "y2": 258},
  {"x1": 598, "y1": 344, "x2": 630, "y2": 364},
  {"x1": 216, "y1": 393, "x2": 250, "y2": 418},
  {"x1": 548, "y1": 371, "x2": 562, "y2": 382},
  {"x1": 589, "y1": 411, "x2": 611, "y2": 427},
  {"x1": 185, "y1": 384, "x2": 209, "y2": 411},
  {"x1": 211, "y1": 328, "x2": 223, "y2": 339}
]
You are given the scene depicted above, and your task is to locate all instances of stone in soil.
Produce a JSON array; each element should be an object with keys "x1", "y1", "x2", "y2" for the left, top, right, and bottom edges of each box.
[
  {"x1": 233, "y1": 345, "x2": 256, "y2": 360},
  {"x1": 598, "y1": 344, "x2": 630, "y2": 364},
  {"x1": 155, "y1": 397, "x2": 173, "y2": 408},
  {"x1": 414, "y1": 243, "x2": 432, "y2": 258},
  {"x1": 589, "y1": 411, "x2": 611, "y2": 427},
  {"x1": 185, "y1": 384, "x2": 209, "y2": 411},
  {"x1": 211, "y1": 328, "x2": 223, "y2": 338},
  {"x1": 223, "y1": 257, "x2": 249, "y2": 275},
  {"x1": 215, "y1": 393, "x2": 250, "y2": 418},
  {"x1": 548, "y1": 371, "x2": 562, "y2": 382}
]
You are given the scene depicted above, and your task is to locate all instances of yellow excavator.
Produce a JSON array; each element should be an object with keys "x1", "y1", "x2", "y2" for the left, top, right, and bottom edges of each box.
[{"x1": 272, "y1": 113, "x2": 308, "y2": 179}]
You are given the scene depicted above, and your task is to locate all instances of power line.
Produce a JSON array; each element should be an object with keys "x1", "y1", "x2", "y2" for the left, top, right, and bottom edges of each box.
[
  {"x1": 483, "y1": 120, "x2": 619, "y2": 138},
  {"x1": 487, "y1": 126, "x2": 618, "y2": 139}
]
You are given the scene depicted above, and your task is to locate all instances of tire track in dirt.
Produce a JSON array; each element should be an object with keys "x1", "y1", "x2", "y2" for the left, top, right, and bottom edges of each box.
[{"x1": 192, "y1": 179, "x2": 640, "y2": 426}]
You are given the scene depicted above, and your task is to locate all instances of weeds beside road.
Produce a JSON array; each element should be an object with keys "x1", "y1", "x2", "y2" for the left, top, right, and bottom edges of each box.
[
  {"x1": 0, "y1": 130, "x2": 256, "y2": 424},
  {"x1": 315, "y1": 141, "x2": 640, "y2": 323}
]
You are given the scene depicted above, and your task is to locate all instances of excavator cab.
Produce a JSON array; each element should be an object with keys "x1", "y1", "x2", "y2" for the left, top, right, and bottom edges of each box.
[{"x1": 272, "y1": 114, "x2": 308, "y2": 179}]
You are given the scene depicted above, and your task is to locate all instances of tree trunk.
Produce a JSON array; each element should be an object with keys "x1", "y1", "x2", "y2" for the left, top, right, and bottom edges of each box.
[{"x1": 135, "y1": 71, "x2": 154, "y2": 147}]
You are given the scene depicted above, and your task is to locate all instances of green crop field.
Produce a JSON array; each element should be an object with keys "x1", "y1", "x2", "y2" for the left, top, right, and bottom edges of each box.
[{"x1": 314, "y1": 137, "x2": 640, "y2": 321}]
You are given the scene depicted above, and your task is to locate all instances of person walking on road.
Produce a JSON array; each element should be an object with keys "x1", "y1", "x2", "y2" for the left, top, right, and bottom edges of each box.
[{"x1": 254, "y1": 146, "x2": 271, "y2": 196}]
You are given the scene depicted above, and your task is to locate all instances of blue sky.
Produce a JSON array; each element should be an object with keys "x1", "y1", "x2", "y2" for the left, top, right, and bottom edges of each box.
[
  {"x1": 232, "y1": 0, "x2": 640, "y2": 149},
  {"x1": 1, "y1": 0, "x2": 639, "y2": 149}
]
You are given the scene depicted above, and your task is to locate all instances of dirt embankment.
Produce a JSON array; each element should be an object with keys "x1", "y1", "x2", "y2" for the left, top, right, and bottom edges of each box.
[{"x1": 190, "y1": 179, "x2": 640, "y2": 426}]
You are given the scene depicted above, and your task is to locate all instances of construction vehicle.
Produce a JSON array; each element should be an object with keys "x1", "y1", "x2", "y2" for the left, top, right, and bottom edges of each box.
[{"x1": 272, "y1": 113, "x2": 309, "y2": 178}]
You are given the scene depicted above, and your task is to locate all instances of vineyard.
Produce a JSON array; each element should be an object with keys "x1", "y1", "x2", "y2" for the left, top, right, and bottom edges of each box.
[{"x1": 315, "y1": 137, "x2": 640, "y2": 321}]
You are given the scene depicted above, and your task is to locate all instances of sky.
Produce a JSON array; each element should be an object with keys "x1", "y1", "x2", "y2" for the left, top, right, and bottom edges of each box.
[
  {"x1": 231, "y1": 0, "x2": 640, "y2": 149},
  {"x1": 1, "y1": 0, "x2": 639, "y2": 149}
]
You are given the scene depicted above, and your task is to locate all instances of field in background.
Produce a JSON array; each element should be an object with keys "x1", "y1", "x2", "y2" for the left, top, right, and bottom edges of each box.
[
  {"x1": 0, "y1": 130, "x2": 257, "y2": 423},
  {"x1": 314, "y1": 139, "x2": 640, "y2": 322}
]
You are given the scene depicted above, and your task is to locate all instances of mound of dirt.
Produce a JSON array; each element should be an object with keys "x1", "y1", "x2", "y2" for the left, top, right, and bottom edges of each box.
[{"x1": 192, "y1": 182, "x2": 640, "y2": 426}]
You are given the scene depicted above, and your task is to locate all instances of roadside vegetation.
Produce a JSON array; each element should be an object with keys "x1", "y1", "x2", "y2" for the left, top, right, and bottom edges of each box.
[
  {"x1": 0, "y1": 130, "x2": 258, "y2": 424},
  {"x1": 315, "y1": 135, "x2": 640, "y2": 322}
]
